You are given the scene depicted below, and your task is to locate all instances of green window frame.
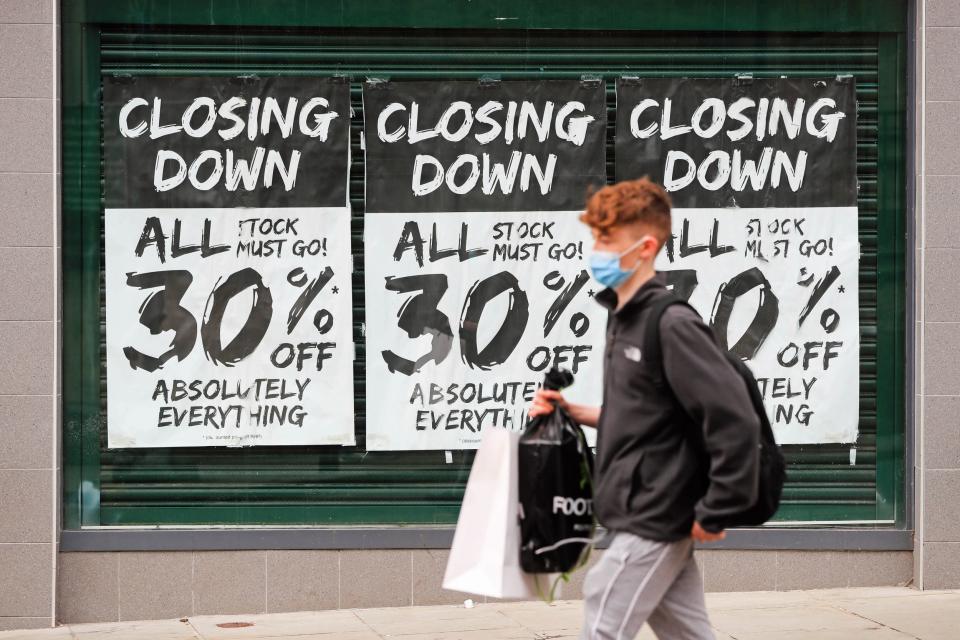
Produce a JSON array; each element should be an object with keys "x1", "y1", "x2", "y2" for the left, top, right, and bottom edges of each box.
[{"x1": 62, "y1": 0, "x2": 909, "y2": 531}]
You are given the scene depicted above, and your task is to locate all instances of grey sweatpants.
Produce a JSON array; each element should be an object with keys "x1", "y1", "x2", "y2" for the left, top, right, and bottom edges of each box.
[{"x1": 580, "y1": 532, "x2": 714, "y2": 640}]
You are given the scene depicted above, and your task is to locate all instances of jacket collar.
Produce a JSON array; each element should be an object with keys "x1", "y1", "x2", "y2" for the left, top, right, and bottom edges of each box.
[{"x1": 595, "y1": 272, "x2": 667, "y2": 315}]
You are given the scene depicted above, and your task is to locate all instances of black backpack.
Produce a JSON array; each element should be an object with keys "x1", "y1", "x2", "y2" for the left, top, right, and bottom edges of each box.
[{"x1": 643, "y1": 295, "x2": 786, "y2": 528}]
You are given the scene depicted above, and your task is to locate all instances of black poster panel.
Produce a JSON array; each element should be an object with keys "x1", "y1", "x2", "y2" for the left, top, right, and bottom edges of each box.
[
  {"x1": 615, "y1": 78, "x2": 857, "y2": 208},
  {"x1": 363, "y1": 80, "x2": 607, "y2": 213},
  {"x1": 103, "y1": 76, "x2": 350, "y2": 208}
]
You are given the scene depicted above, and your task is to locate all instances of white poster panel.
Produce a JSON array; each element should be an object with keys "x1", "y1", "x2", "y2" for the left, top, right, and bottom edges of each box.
[
  {"x1": 364, "y1": 210, "x2": 606, "y2": 450},
  {"x1": 656, "y1": 207, "x2": 860, "y2": 444},
  {"x1": 103, "y1": 76, "x2": 355, "y2": 448},
  {"x1": 105, "y1": 207, "x2": 355, "y2": 448},
  {"x1": 617, "y1": 77, "x2": 860, "y2": 444},
  {"x1": 362, "y1": 79, "x2": 608, "y2": 451}
]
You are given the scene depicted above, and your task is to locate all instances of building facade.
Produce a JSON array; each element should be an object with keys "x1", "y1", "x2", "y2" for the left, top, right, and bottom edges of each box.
[{"x1": 0, "y1": 0, "x2": 956, "y2": 630}]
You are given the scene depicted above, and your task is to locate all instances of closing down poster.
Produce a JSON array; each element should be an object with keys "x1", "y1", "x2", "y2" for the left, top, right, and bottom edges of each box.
[
  {"x1": 103, "y1": 76, "x2": 355, "y2": 448},
  {"x1": 617, "y1": 77, "x2": 859, "y2": 444},
  {"x1": 363, "y1": 79, "x2": 607, "y2": 450}
]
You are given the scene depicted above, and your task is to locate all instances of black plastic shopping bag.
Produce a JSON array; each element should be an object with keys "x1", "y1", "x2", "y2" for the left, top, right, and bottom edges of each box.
[{"x1": 519, "y1": 368, "x2": 595, "y2": 576}]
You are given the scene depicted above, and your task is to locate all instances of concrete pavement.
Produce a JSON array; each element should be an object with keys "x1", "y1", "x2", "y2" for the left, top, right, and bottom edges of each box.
[{"x1": 1, "y1": 587, "x2": 957, "y2": 639}]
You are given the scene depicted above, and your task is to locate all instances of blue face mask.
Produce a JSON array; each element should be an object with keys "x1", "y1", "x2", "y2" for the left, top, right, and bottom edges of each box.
[{"x1": 589, "y1": 238, "x2": 648, "y2": 289}]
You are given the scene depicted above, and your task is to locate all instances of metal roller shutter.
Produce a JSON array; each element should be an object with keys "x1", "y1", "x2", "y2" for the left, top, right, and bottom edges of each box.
[{"x1": 83, "y1": 27, "x2": 902, "y2": 526}]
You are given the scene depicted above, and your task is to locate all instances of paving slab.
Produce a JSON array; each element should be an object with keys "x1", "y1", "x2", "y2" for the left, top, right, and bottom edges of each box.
[
  {"x1": 187, "y1": 610, "x2": 370, "y2": 638},
  {"x1": 68, "y1": 620, "x2": 198, "y2": 639},
  {"x1": 0, "y1": 629, "x2": 72, "y2": 640},
  {"x1": 809, "y1": 586, "x2": 943, "y2": 601},
  {"x1": 382, "y1": 629, "x2": 538, "y2": 640},
  {"x1": 704, "y1": 589, "x2": 820, "y2": 611},
  {"x1": 497, "y1": 600, "x2": 583, "y2": 633},
  {"x1": 0, "y1": 587, "x2": 957, "y2": 639},
  {"x1": 245, "y1": 634, "x2": 380, "y2": 640},
  {"x1": 830, "y1": 592, "x2": 960, "y2": 640},
  {"x1": 730, "y1": 631, "x2": 915, "y2": 640},
  {"x1": 709, "y1": 604, "x2": 879, "y2": 636},
  {"x1": 355, "y1": 604, "x2": 522, "y2": 636}
]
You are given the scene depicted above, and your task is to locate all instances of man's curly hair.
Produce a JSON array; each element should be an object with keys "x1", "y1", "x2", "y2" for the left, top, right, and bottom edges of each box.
[{"x1": 580, "y1": 177, "x2": 672, "y2": 245}]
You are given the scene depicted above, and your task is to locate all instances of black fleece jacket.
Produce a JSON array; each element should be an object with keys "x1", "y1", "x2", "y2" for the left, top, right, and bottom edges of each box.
[{"x1": 592, "y1": 274, "x2": 760, "y2": 540}]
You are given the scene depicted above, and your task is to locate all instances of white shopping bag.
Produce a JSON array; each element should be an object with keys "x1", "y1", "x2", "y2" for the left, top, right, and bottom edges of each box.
[{"x1": 443, "y1": 428, "x2": 545, "y2": 599}]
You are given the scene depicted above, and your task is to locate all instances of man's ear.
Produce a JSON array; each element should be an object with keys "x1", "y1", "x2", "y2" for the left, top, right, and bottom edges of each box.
[{"x1": 638, "y1": 234, "x2": 661, "y2": 260}]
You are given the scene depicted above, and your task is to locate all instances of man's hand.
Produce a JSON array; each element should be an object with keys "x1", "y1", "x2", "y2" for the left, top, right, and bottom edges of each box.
[
  {"x1": 691, "y1": 521, "x2": 726, "y2": 543},
  {"x1": 528, "y1": 390, "x2": 601, "y2": 427},
  {"x1": 528, "y1": 389, "x2": 567, "y2": 418}
]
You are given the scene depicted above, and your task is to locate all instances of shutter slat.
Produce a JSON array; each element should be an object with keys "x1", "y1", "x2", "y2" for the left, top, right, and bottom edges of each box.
[{"x1": 96, "y1": 28, "x2": 886, "y2": 525}]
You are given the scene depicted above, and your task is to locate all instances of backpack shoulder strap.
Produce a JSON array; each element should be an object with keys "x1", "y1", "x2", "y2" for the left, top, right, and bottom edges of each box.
[{"x1": 642, "y1": 294, "x2": 699, "y2": 389}]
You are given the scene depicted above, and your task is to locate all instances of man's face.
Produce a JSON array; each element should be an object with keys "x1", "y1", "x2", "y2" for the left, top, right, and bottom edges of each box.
[{"x1": 590, "y1": 222, "x2": 661, "y2": 272}]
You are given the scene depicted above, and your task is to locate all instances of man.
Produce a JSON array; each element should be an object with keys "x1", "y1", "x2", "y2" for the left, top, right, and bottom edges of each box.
[{"x1": 529, "y1": 178, "x2": 760, "y2": 640}]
